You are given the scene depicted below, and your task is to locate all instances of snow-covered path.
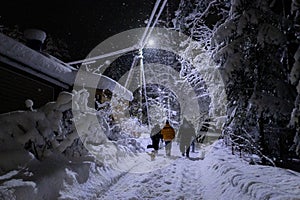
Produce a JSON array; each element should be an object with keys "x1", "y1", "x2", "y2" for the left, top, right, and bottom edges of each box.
[
  {"x1": 93, "y1": 140, "x2": 300, "y2": 200},
  {"x1": 98, "y1": 143, "x2": 206, "y2": 200},
  {"x1": 2, "y1": 138, "x2": 300, "y2": 200}
]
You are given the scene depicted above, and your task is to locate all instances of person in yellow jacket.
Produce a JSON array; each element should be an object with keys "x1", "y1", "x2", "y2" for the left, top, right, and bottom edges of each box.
[{"x1": 161, "y1": 120, "x2": 175, "y2": 156}]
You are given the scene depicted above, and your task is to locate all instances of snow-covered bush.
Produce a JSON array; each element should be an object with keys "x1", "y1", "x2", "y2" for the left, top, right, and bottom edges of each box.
[
  {"x1": 0, "y1": 88, "x2": 146, "y2": 174},
  {"x1": 0, "y1": 88, "x2": 146, "y2": 199},
  {"x1": 0, "y1": 91, "x2": 80, "y2": 165}
]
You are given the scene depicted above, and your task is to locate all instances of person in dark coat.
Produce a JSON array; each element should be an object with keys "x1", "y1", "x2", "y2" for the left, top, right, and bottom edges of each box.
[
  {"x1": 178, "y1": 117, "x2": 195, "y2": 158},
  {"x1": 147, "y1": 124, "x2": 162, "y2": 153}
]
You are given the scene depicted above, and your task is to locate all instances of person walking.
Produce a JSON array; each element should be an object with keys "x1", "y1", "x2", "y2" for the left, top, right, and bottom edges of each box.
[
  {"x1": 161, "y1": 120, "x2": 175, "y2": 157},
  {"x1": 178, "y1": 117, "x2": 195, "y2": 158},
  {"x1": 190, "y1": 138, "x2": 196, "y2": 153},
  {"x1": 148, "y1": 124, "x2": 162, "y2": 153}
]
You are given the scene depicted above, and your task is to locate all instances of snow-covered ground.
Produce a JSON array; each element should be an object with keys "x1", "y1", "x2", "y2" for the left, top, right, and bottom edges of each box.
[
  {"x1": 83, "y1": 140, "x2": 300, "y2": 200},
  {"x1": 2, "y1": 137, "x2": 299, "y2": 200}
]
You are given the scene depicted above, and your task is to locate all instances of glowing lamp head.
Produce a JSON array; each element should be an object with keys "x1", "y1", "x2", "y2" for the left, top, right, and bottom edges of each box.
[{"x1": 147, "y1": 39, "x2": 155, "y2": 46}]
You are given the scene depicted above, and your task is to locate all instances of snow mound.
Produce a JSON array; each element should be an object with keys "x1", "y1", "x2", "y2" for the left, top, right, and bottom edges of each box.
[
  {"x1": 202, "y1": 140, "x2": 300, "y2": 200},
  {"x1": 0, "y1": 88, "x2": 144, "y2": 199},
  {"x1": 24, "y1": 29, "x2": 46, "y2": 42}
]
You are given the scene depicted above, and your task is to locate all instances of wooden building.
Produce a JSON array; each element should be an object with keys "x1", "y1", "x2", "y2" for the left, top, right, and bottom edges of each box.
[
  {"x1": 0, "y1": 31, "x2": 133, "y2": 114},
  {"x1": 0, "y1": 31, "x2": 77, "y2": 113}
]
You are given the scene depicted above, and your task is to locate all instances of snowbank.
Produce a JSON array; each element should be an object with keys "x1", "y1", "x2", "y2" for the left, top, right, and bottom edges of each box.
[
  {"x1": 0, "y1": 152, "x2": 126, "y2": 200},
  {"x1": 201, "y1": 140, "x2": 300, "y2": 200},
  {"x1": 0, "y1": 88, "x2": 141, "y2": 200}
]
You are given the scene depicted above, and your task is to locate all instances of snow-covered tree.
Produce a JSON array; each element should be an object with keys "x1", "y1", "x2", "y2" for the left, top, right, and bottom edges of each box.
[
  {"x1": 172, "y1": 0, "x2": 228, "y2": 133},
  {"x1": 174, "y1": 0, "x2": 300, "y2": 166},
  {"x1": 0, "y1": 24, "x2": 26, "y2": 44},
  {"x1": 288, "y1": 0, "x2": 300, "y2": 157},
  {"x1": 43, "y1": 34, "x2": 71, "y2": 61},
  {"x1": 214, "y1": 0, "x2": 298, "y2": 165}
]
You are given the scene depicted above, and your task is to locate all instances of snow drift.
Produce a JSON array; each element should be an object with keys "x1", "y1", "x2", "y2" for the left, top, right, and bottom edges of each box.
[{"x1": 0, "y1": 89, "x2": 142, "y2": 199}]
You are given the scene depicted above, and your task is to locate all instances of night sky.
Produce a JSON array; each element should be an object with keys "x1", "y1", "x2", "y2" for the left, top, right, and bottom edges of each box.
[{"x1": 0, "y1": 0, "x2": 180, "y2": 61}]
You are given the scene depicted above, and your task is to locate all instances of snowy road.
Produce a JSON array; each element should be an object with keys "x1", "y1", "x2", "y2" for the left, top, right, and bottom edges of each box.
[{"x1": 98, "y1": 143, "x2": 206, "y2": 200}]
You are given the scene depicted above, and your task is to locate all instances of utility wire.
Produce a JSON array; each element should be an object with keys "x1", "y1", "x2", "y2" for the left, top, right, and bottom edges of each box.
[
  {"x1": 141, "y1": 0, "x2": 168, "y2": 49},
  {"x1": 139, "y1": 0, "x2": 162, "y2": 48}
]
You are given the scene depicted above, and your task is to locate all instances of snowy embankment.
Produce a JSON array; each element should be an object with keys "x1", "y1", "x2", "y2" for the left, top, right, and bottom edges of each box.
[
  {"x1": 0, "y1": 89, "x2": 143, "y2": 200},
  {"x1": 0, "y1": 152, "x2": 128, "y2": 200},
  {"x1": 201, "y1": 141, "x2": 300, "y2": 200}
]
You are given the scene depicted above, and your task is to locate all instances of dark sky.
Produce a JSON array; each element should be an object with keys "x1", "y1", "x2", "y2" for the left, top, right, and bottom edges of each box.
[{"x1": 0, "y1": 0, "x2": 180, "y2": 61}]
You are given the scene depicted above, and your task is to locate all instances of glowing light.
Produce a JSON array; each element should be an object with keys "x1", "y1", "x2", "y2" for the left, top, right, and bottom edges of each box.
[{"x1": 147, "y1": 39, "x2": 155, "y2": 46}]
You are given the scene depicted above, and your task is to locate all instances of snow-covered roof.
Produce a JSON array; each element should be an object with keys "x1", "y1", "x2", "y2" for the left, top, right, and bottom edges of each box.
[
  {"x1": 0, "y1": 33, "x2": 133, "y2": 100},
  {"x1": 0, "y1": 33, "x2": 76, "y2": 87}
]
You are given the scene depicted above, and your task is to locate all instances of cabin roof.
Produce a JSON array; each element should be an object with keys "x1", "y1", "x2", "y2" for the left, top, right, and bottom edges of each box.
[{"x1": 0, "y1": 33, "x2": 133, "y2": 101}]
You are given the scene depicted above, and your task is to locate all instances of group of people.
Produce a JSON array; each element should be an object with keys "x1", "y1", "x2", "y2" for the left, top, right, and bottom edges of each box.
[{"x1": 148, "y1": 117, "x2": 196, "y2": 158}]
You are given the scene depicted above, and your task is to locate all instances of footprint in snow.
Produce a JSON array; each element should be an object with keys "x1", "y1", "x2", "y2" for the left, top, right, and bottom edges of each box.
[{"x1": 141, "y1": 178, "x2": 150, "y2": 183}]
